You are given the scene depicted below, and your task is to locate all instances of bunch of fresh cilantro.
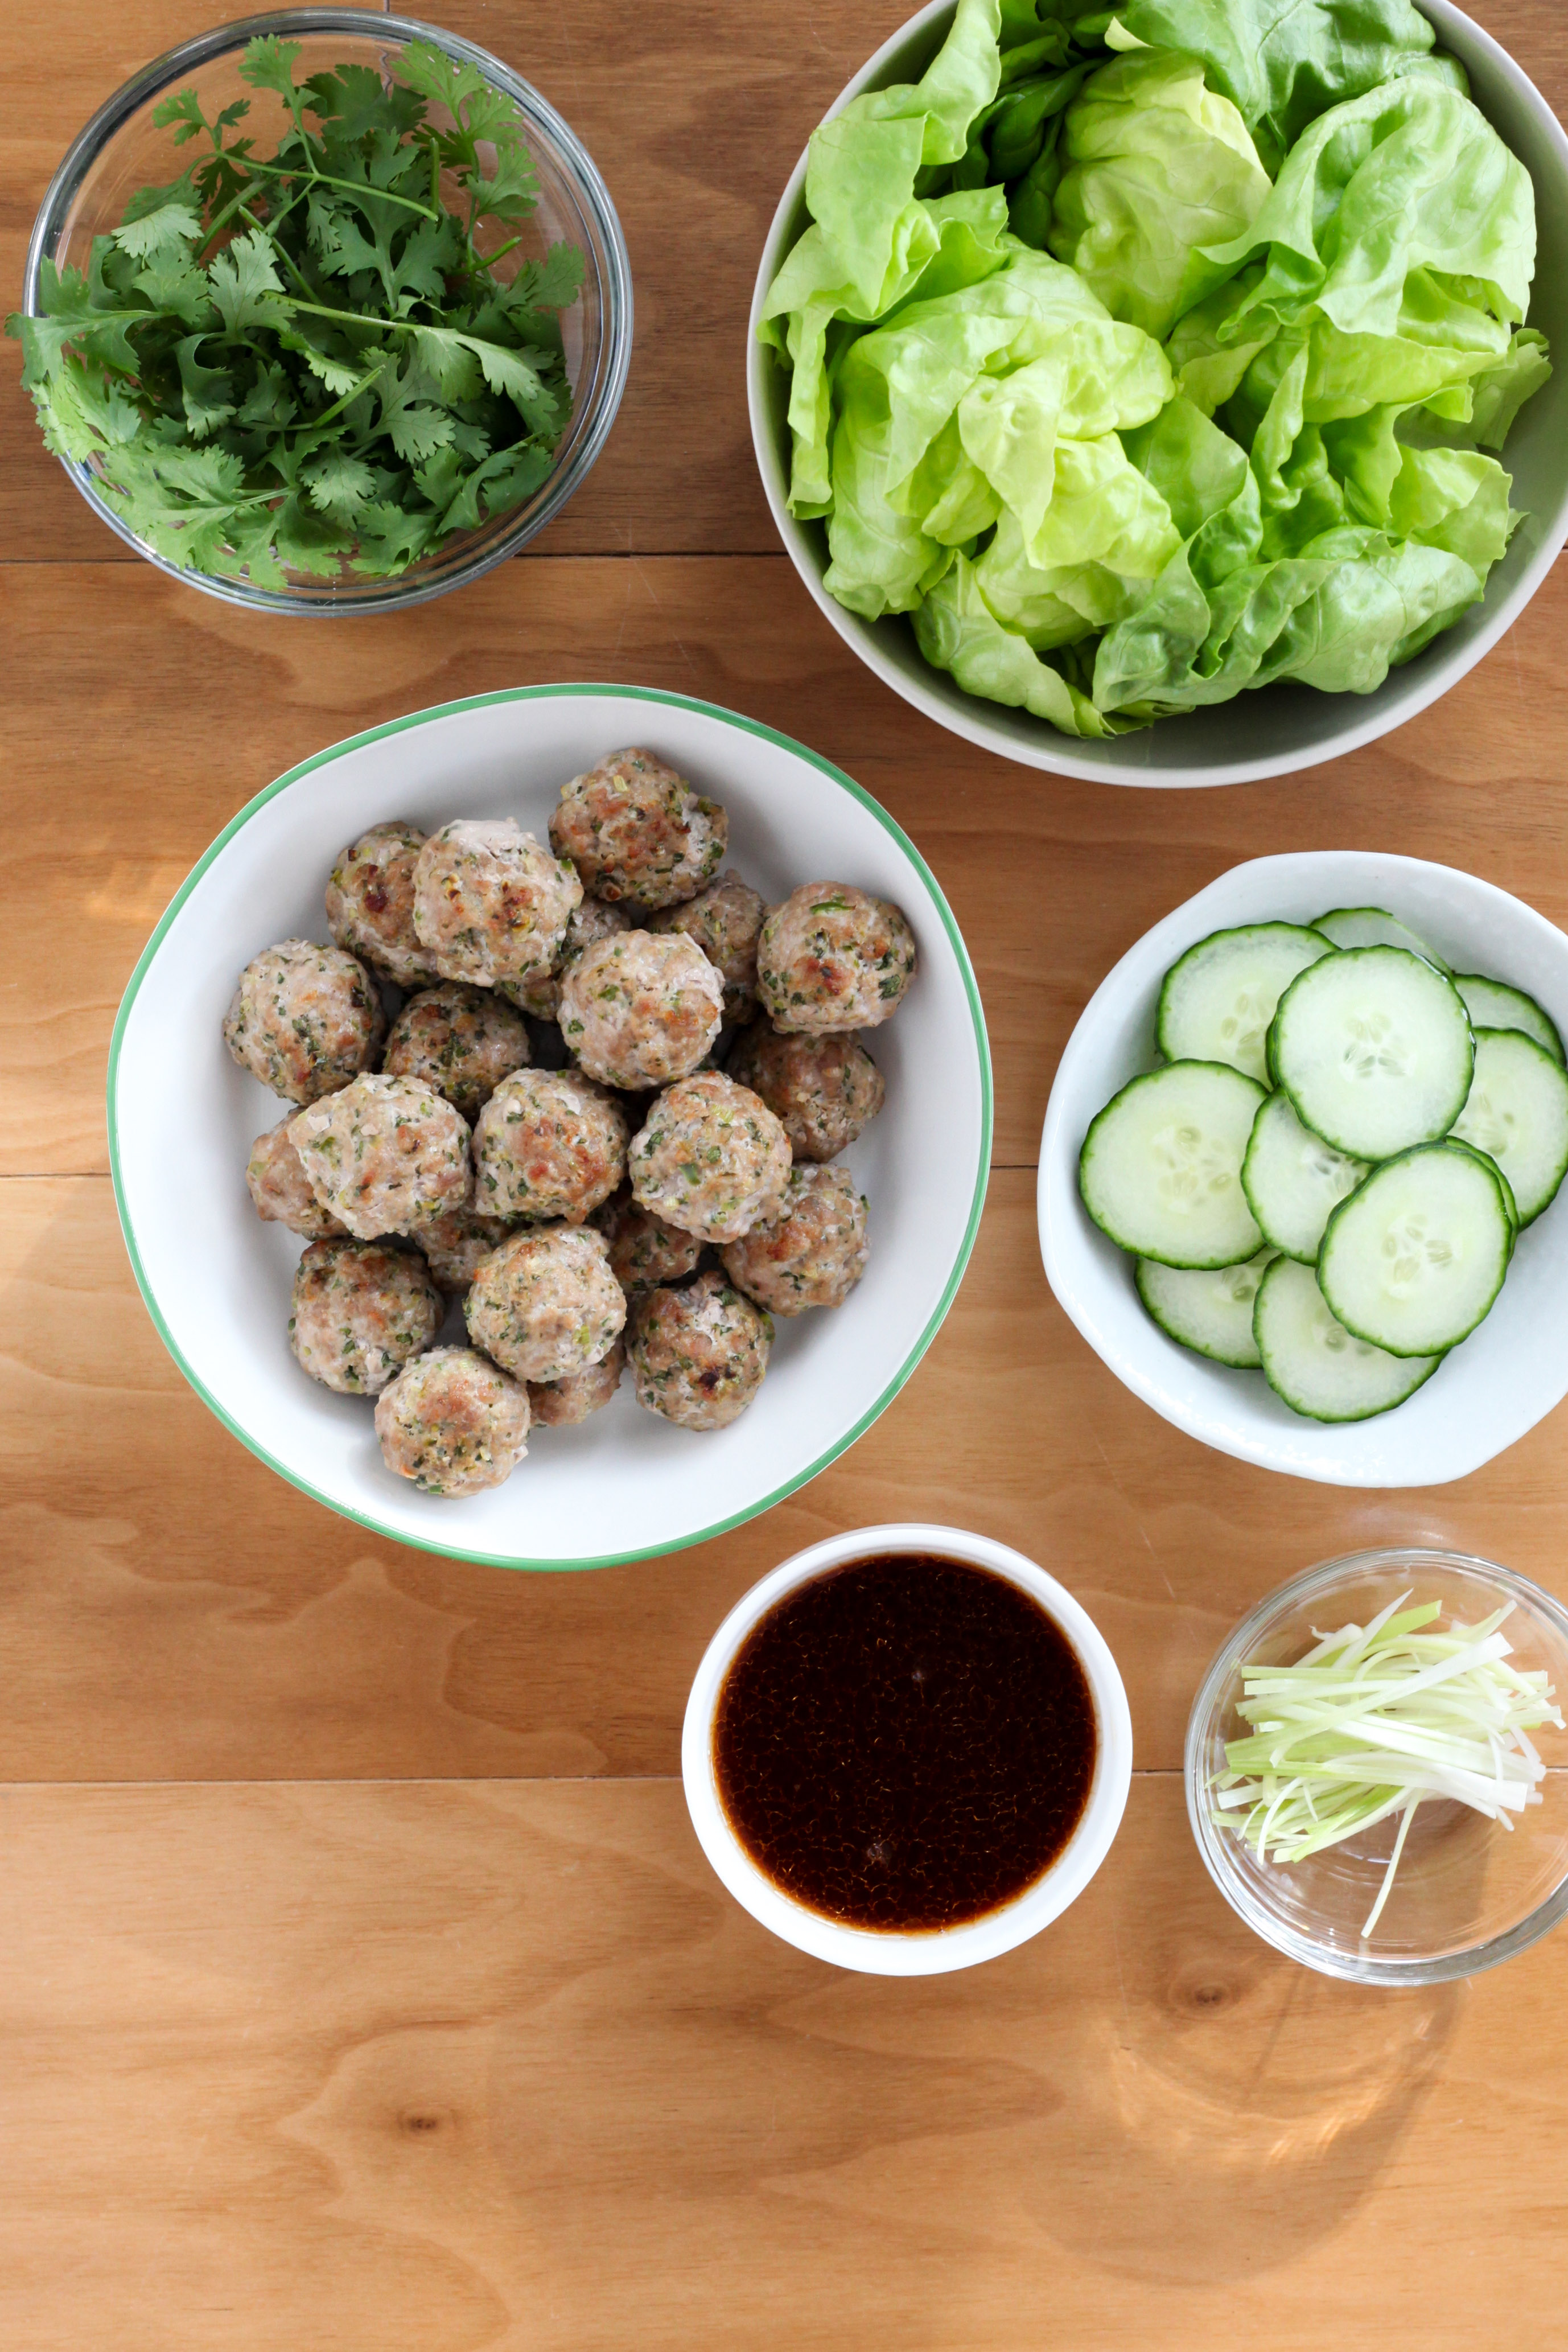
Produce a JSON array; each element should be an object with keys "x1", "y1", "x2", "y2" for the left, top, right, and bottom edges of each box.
[{"x1": 7, "y1": 35, "x2": 586, "y2": 587}]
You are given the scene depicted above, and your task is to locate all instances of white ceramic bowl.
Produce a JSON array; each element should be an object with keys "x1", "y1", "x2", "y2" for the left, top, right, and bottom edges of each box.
[
  {"x1": 681, "y1": 1523, "x2": 1133, "y2": 1973},
  {"x1": 747, "y1": 0, "x2": 1568, "y2": 786},
  {"x1": 1038, "y1": 852, "x2": 1568, "y2": 1487},
  {"x1": 109, "y1": 688, "x2": 991, "y2": 1570}
]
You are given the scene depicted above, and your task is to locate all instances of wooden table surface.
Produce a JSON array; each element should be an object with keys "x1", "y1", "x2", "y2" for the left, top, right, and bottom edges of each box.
[{"x1": 5, "y1": 3, "x2": 1568, "y2": 2343}]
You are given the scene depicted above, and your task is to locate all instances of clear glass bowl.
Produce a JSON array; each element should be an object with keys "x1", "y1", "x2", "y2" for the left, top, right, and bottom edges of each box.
[
  {"x1": 1186, "y1": 1548, "x2": 1568, "y2": 1984},
  {"x1": 21, "y1": 6, "x2": 632, "y2": 612}
]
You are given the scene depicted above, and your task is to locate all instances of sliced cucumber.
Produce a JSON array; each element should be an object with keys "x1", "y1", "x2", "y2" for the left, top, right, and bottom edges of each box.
[
  {"x1": 1241, "y1": 1090, "x2": 1368, "y2": 1263},
  {"x1": 1136, "y1": 1250, "x2": 1278, "y2": 1368},
  {"x1": 1446, "y1": 1136, "x2": 1519, "y2": 1239},
  {"x1": 1318, "y1": 1142, "x2": 1512, "y2": 1356},
  {"x1": 1080, "y1": 1062, "x2": 1266, "y2": 1268},
  {"x1": 1157, "y1": 923, "x2": 1335, "y2": 1084},
  {"x1": 1312, "y1": 906, "x2": 1450, "y2": 969},
  {"x1": 1254, "y1": 1257, "x2": 1441, "y2": 1422},
  {"x1": 1451, "y1": 974, "x2": 1565, "y2": 1067},
  {"x1": 1450, "y1": 1027, "x2": 1568, "y2": 1226},
  {"x1": 1273, "y1": 947, "x2": 1474, "y2": 1161}
]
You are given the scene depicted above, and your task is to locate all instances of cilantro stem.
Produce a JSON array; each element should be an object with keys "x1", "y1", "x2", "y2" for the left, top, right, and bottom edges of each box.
[
  {"x1": 480, "y1": 231, "x2": 528, "y2": 273},
  {"x1": 243, "y1": 155, "x2": 439, "y2": 221},
  {"x1": 289, "y1": 360, "x2": 385, "y2": 438},
  {"x1": 236, "y1": 203, "x2": 316, "y2": 301}
]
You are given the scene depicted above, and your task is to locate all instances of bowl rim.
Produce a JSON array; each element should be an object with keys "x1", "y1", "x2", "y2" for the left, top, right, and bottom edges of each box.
[
  {"x1": 1184, "y1": 1545, "x2": 1568, "y2": 1983},
  {"x1": 106, "y1": 682, "x2": 995, "y2": 1572},
  {"x1": 23, "y1": 6, "x2": 634, "y2": 615},
  {"x1": 681, "y1": 1521, "x2": 1133, "y2": 1974},
  {"x1": 745, "y1": 0, "x2": 1568, "y2": 786},
  {"x1": 1036, "y1": 848, "x2": 1568, "y2": 1486}
]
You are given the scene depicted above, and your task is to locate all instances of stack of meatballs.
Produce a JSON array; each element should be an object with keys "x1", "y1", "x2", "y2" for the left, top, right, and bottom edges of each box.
[{"x1": 225, "y1": 749, "x2": 919, "y2": 1499}]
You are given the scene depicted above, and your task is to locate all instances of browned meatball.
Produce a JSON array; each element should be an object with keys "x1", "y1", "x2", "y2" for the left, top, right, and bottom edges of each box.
[
  {"x1": 628, "y1": 1070, "x2": 791, "y2": 1243},
  {"x1": 725, "y1": 1023, "x2": 886, "y2": 1162},
  {"x1": 719, "y1": 1165, "x2": 870, "y2": 1314},
  {"x1": 223, "y1": 939, "x2": 385, "y2": 1105},
  {"x1": 528, "y1": 1339, "x2": 625, "y2": 1428},
  {"x1": 412, "y1": 819, "x2": 582, "y2": 989},
  {"x1": 325, "y1": 821, "x2": 438, "y2": 987},
  {"x1": 548, "y1": 749, "x2": 727, "y2": 908},
  {"x1": 415, "y1": 1204, "x2": 518, "y2": 1295},
  {"x1": 473, "y1": 1067, "x2": 628, "y2": 1224},
  {"x1": 557, "y1": 931, "x2": 723, "y2": 1090},
  {"x1": 593, "y1": 1186, "x2": 704, "y2": 1292},
  {"x1": 501, "y1": 895, "x2": 632, "y2": 1022},
  {"x1": 628, "y1": 1272, "x2": 772, "y2": 1430},
  {"x1": 374, "y1": 1347, "x2": 531, "y2": 1497},
  {"x1": 465, "y1": 1223, "x2": 626, "y2": 1384},
  {"x1": 382, "y1": 982, "x2": 530, "y2": 1121},
  {"x1": 756, "y1": 883, "x2": 917, "y2": 1032},
  {"x1": 288, "y1": 1074, "x2": 472, "y2": 1239},
  {"x1": 648, "y1": 870, "x2": 765, "y2": 1019},
  {"x1": 246, "y1": 1116, "x2": 347, "y2": 1237},
  {"x1": 289, "y1": 1237, "x2": 441, "y2": 1395}
]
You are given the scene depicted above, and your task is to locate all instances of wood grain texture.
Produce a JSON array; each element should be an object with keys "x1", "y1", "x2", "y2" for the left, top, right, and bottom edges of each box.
[
  {"x1": 6, "y1": 1, "x2": 1568, "y2": 2335},
  {"x1": 5, "y1": 1772, "x2": 1567, "y2": 2352}
]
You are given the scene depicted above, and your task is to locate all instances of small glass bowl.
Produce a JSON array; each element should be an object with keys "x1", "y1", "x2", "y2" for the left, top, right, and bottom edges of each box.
[
  {"x1": 21, "y1": 6, "x2": 632, "y2": 612},
  {"x1": 1186, "y1": 1548, "x2": 1568, "y2": 1985}
]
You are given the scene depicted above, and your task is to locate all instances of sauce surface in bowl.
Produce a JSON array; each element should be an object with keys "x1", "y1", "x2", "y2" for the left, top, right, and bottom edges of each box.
[{"x1": 712, "y1": 1553, "x2": 1097, "y2": 1931}]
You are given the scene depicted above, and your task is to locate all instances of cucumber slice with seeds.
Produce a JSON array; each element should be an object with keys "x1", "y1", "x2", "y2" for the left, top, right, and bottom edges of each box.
[
  {"x1": 1451, "y1": 974, "x2": 1565, "y2": 1066},
  {"x1": 1318, "y1": 1142, "x2": 1512, "y2": 1356},
  {"x1": 1312, "y1": 906, "x2": 1450, "y2": 969},
  {"x1": 1450, "y1": 1028, "x2": 1568, "y2": 1226},
  {"x1": 1079, "y1": 1061, "x2": 1265, "y2": 1268},
  {"x1": 1136, "y1": 1251, "x2": 1278, "y2": 1368},
  {"x1": 1254, "y1": 1257, "x2": 1441, "y2": 1422},
  {"x1": 1241, "y1": 1090, "x2": 1368, "y2": 1263},
  {"x1": 1272, "y1": 947, "x2": 1474, "y2": 1161},
  {"x1": 1157, "y1": 923, "x2": 1334, "y2": 1084}
]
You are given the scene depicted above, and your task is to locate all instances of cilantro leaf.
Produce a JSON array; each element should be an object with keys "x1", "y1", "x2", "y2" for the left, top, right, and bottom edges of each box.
[
  {"x1": 205, "y1": 228, "x2": 284, "y2": 332},
  {"x1": 303, "y1": 447, "x2": 376, "y2": 517},
  {"x1": 112, "y1": 201, "x2": 203, "y2": 261},
  {"x1": 305, "y1": 61, "x2": 426, "y2": 143},
  {"x1": 176, "y1": 334, "x2": 237, "y2": 438},
  {"x1": 238, "y1": 38, "x2": 304, "y2": 104},
  {"x1": 151, "y1": 88, "x2": 212, "y2": 147}
]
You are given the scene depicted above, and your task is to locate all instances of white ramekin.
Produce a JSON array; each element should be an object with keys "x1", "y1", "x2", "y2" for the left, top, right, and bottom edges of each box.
[{"x1": 681, "y1": 1523, "x2": 1133, "y2": 1975}]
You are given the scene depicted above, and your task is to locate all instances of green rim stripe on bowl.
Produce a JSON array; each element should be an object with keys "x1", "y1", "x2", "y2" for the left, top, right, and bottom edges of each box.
[{"x1": 106, "y1": 683, "x2": 995, "y2": 1572}]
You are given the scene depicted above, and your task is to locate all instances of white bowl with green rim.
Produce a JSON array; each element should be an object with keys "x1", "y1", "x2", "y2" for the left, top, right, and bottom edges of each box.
[{"x1": 109, "y1": 686, "x2": 991, "y2": 1571}]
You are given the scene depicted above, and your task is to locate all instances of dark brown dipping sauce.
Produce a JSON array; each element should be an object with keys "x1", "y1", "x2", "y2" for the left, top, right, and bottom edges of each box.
[{"x1": 713, "y1": 1553, "x2": 1097, "y2": 1932}]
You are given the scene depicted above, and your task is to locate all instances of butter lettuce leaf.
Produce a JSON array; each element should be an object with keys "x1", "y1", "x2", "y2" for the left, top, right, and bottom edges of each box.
[{"x1": 1049, "y1": 51, "x2": 1272, "y2": 337}]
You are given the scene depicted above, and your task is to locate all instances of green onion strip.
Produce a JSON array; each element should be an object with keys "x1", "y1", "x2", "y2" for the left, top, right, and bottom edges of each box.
[{"x1": 1211, "y1": 1594, "x2": 1564, "y2": 1937}]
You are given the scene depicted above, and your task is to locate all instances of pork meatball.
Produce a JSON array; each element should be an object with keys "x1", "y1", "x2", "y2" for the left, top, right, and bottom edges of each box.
[
  {"x1": 648, "y1": 870, "x2": 764, "y2": 1019},
  {"x1": 500, "y1": 895, "x2": 631, "y2": 1022},
  {"x1": 628, "y1": 1272, "x2": 772, "y2": 1431},
  {"x1": 465, "y1": 1223, "x2": 625, "y2": 1384},
  {"x1": 756, "y1": 883, "x2": 917, "y2": 1033},
  {"x1": 415, "y1": 1204, "x2": 517, "y2": 1295},
  {"x1": 558, "y1": 930, "x2": 723, "y2": 1091},
  {"x1": 412, "y1": 819, "x2": 582, "y2": 990},
  {"x1": 289, "y1": 1237, "x2": 441, "y2": 1395},
  {"x1": 725, "y1": 1024, "x2": 886, "y2": 1162},
  {"x1": 288, "y1": 1073, "x2": 472, "y2": 1240},
  {"x1": 719, "y1": 1165, "x2": 869, "y2": 1315},
  {"x1": 325, "y1": 821, "x2": 437, "y2": 987},
  {"x1": 629, "y1": 1071, "x2": 791, "y2": 1244},
  {"x1": 528, "y1": 1340, "x2": 625, "y2": 1428},
  {"x1": 382, "y1": 982, "x2": 530, "y2": 1122},
  {"x1": 223, "y1": 939, "x2": 385, "y2": 1105},
  {"x1": 246, "y1": 1116, "x2": 347, "y2": 1238},
  {"x1": 593, "y1": 1186, "x2": 703, "y2": 1292},
  {"x1": 549, "y1": 749, "x2": 727, "y2": 908},
  {"x1": 474, "y1": 1067, "x2": 628, "y2": 1225},
  {"x1": 374, "y1": 1347, "x2": 530, "y2": 1497}
]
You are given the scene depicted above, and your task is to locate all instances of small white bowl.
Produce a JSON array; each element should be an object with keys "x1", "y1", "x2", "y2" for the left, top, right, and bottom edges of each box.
[
  {"x1": 681, "y1": 1523, "x2": 1133, "y2": 1974},
  {"x1": 109, "y1": 688, "x2": 991, "y2": 1571},
  {"x1": 1039, "y1": 852, "x2": 1568, "y2": 1487},
  {"x1": 747, "y1": 0, "x2": 1568, "y2": 786}
]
